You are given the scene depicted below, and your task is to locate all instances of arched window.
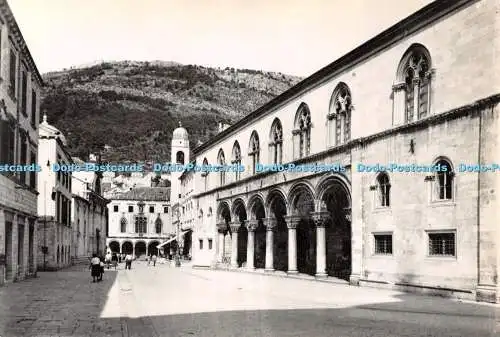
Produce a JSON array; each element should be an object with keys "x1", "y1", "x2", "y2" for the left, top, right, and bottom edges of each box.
[
  {"x1": 202, "y1": 158, "x2": 209, "y2": 191},
  {"x1": 120, "y1": 217, "x2": 127, "y2": 233},
  {"x1": 218, "y1": 149, "x2": 226, "y2": 186},
  {"x1": 435, "y1": 159, "x2": 453, "y2": 200},
  {"x1": 208, "y1": 207, "x2": 213, "y2": 217},
  {"x1": 328, "y1": 83, "x2": 352, "y2": 147},
  {"x1": 155, "y1": 217, "x2": 162, "y2": 234},
  {"x1": 232, "y1": 141, "x2": 242, "y2": 181},
  {"x1": 293, "y1": 103, "x2": 311, "y2": 158},
  {"x1": 248, "y1": 131, "x2": 260, "y2": 174},
  {"x1": 377, "y1": 172, "x2": 391, "y2": 207},
  {"x1": 269, "y1": 118, "x2": 283, "y2": 164},
  {"x1": 395, "y1": 44, "x2": 432, "y2": 124},
  {"x1": 176, "y1": 151, "x2": 185, "y2": 165}
]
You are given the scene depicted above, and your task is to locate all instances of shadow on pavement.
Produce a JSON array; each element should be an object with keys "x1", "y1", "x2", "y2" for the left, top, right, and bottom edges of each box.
[
  {"x1": 0, "y1": 266, "x2": 498, "y2": 337},
  {"x1": 0, "y1": 267, "x2": 118, "y2": 337}
]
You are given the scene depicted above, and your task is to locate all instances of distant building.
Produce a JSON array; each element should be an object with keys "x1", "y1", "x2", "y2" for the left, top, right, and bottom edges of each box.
[
  {"x1": 106, "y1": 186, "x2": 172, "y2": 258},
  {"x1": 0, "y1": 0, "x2": 44, "y2": 284},
  {"x1": 37, "y1": 114, "x2": 73, "y2": 270}
]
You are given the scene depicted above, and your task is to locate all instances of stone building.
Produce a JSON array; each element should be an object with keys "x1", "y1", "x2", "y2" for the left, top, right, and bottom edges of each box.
[
  {"x1": 71, "y1": 157, "x2": 109, "y2": 260},
  {"x1": 0, "y1": 0, "x2": 43, "y2": 284},
  {"x1": 185, "y1": 0, "x2": 500, "y2": 303},
  {"x1": 106, "y1": 186, "x2": 172, "y2": 257},
  {"x1": 37, "y1": 115, "x2": 73, "y2": 270}
]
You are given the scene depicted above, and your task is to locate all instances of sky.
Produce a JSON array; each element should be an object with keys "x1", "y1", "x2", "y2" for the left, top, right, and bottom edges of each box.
[{"x1": 8, "y1": 0, "x2": 433, "y2": 77}]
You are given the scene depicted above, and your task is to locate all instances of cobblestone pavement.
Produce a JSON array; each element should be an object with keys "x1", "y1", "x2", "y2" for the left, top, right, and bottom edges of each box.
[{"x1": 0, "y1": 261, "x2": 498, "y2": 337}]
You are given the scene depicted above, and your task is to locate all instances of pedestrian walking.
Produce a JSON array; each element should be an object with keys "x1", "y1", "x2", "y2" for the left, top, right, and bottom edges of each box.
[
  {"x1": 125, "y1": 253, "x2": 132, "y2": 270},
  {"x1": 111, "y1": 253, "x2": 118, "y2": 269},
  {"x1": 89, "y1": 253, "x2": 100, "y2": 283},
  {"x1": 105, "y1": 252, "x2": 112, "y2": 269},
  {"x1": 99, "y1": 260, "x2": 105, "y2": 281},
  {"x1": 152, "y1": 254, "x2": 157, "y2": 267}
]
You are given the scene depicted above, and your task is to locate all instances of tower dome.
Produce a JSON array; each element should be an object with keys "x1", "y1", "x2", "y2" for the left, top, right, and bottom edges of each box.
[
  {"x1": 39, "y1": 113, "x2": 68, "y2": 146},
  {"x1": 172, "y1": 121, "x2": 188, "y2": 140}
]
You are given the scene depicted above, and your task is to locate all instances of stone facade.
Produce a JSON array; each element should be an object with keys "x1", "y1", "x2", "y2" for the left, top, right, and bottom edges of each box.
[
  {"x1": 71, "y1": 164, "x2": 109, "y2": 260},
  {"x1": 36, "y1": 115, "x2": 74, "y2": 270},
  {"x1": 0, "y1": 0, "x2": 43, "y2": 285},
  {"x1": 183, "y1": 0, "x2": 500, "y2": 303},
  {"x1": 106, "y1": 187, "x2": 172, "y2": 257}
]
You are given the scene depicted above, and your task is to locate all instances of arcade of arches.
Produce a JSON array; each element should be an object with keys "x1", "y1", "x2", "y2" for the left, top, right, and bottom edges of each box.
[
  {"x1": 216, "y1": 177, "x2": 352, "y2": 281},
  {"x1": 106, "y1": 239, "x2": 161, "y2": 257}
]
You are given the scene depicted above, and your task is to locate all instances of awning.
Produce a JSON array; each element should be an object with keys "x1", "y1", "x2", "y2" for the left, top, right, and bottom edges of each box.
[{"x1": 157, "y1": 230, "x2": 190, "y2": 248}]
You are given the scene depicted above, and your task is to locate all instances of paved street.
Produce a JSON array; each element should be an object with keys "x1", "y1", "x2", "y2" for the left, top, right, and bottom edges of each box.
[{"x1": 0, "y1": 261, "x2": 498, "y2": 337}]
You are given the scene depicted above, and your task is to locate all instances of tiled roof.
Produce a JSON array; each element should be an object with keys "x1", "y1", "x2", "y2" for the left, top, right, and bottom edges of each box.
[{"x1": 111, "y1": 187, "x2": 170, "y2": 202}]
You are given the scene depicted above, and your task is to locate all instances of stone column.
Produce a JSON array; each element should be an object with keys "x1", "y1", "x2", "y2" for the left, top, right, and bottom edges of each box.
[
  {"x1": 32, "y1": 218, "x2": 38, "y2": 275},
  {"x1": 284, "y1": 215, "x2": 299, "y2": 274},
  {"x1": 264, "y1": 217, "x2": 276, "y2": 271},
  {"x1": 216, "y1": 223, "x2": 227, "y2": 263},
  {"x1": 311, "y1": 211, "x2": 330, "y2": 278},
  {"x1": 0, "y1": 209, "x2": 5, "y2": 285},
  {"x1": 23, "y1": 218, "x2": 29, "y2": 277},
  {"x1": 392, "y1": 83, "x2": 406, "y2": 126},
  {"x1": 412, "y1": 78, "x2": 420, "y2": 122},
  {"x1": 350, "y1": 144, "x2": 363, "y2": 286},
  {"x1": 11, "y1": 214, "x2": 18, "y2": 280},
  {"x1": 229, "y1": 222, "x2": 240, "y2": 268},
  {"x1": 246, "y1": 220, "x2": 258, "y2": 270}
]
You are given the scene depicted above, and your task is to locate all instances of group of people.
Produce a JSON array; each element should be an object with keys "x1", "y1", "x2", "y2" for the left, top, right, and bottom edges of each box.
[{"x1": 89, "y1": 252, "x2": 137, "y2": 282}]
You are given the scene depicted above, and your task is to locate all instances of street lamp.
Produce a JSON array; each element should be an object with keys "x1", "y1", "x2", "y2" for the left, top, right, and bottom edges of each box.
[{"x1": 174, "y1": 206, "x2": 181, "y2": 267}]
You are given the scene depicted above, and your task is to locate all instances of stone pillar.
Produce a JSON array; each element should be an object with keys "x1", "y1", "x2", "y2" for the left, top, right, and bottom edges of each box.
[
  {"x1": 311, "y1": 211, "x2": 330, "y2": 278},
  {"x1": 23, "y1": 218, "x2": 29, "y2": 277},
  {"x1": 264, "y1": 217, "x2": 276, "y2": 271},
  {"x1": 412, "y1": 78, "x2": 420, "y2": 122},
  {"x1": 0, "y1": 209, "x2": 5, "y2": 285},
  {"x1": 284, "y1": 215, "x2": 299, "y2": 274},
  {"x1": 32, "y1": 219, "x2": 38, "y2": 275},
  {"x1": 350, "y1": 144, "x2": 363, "y2": 286},
  {"x1": 392, "y1": 83, "x2": 406, "y2": 126},
  {"x1": 229, "y1": 222, "x2": 240, "y2": 268},
  {"x1": 11, "y1": 214, "x2": 18, "y2": 280},
  {"x1": 119, "y1": 242, "x2": 123, "y2": 254},
  {"x1": 216, "y1": 223, "x2": 227, "y2": 263},
  {"x1": 246, "y1": 220, "x2": 258, "y2": 270}
]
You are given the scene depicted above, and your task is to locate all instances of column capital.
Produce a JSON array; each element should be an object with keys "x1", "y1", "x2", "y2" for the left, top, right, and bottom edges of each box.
[
  {"x1": 216, "y1": 222, "x2": 227, "y2": 233},
  {"x1": 263, "y1": 217, "x2": 277, "y2": 231},
  {"x1": 229, "y1": 222, "x2": 241, "y2": 232},
  {"x1": 310, "y1": 211, "x2": 331, "y2": 228},
  {"x1": 245, "y1": 219, "x2": 258, "y2": 232},
  {"x1": 392, "y1": 82, "x2": 406, "y2": 91},
  {"x1": 284, "y1": 215, "x2": 300, "y2": 229}
]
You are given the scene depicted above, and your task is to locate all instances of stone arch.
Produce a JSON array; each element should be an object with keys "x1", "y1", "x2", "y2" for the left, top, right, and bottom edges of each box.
[
  {"x1": 266, "y1": 188, "x2": 289, "y2": 272},
  {"x1": 287, "y1": 181, "x2": 316, "y2": 217},
  {"x1": 431, "y1": 155, "x2": 455, "y2": 201},
  {"x1": 396, "y1": 43, "x2": 432, "y2": 83},
  {"x1": 316, "y1": 173, "x2": 352, "y2": 206},
  {"x1": 248, "y1": 193, "x2": 266, "y2": 220},
  {"x1": 122, "y1": 241, "x2": 133, "y2": 254},
  {"x1": 148, "y1": 241, "x2": 160, "y2": 256},
  {"x1": 134, "y1": 241, "x2": 146, "y2": 258},
  {"x1": 231, "y1": 198, "x2": 247, "y2": 223},
  {"x1": 318, "y1": 174, "x2": 352, "y2": 280},
  {"x1": 109, "y1": 240, "x2": 120, "y2": 253},
  {"x1": 217, "y1": 201, "x2": 231, "y2": 223}
]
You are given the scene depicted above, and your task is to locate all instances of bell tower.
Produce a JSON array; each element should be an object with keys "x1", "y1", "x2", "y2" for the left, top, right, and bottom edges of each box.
[{"x1": 171, "y1": 121, "x2": 190, "y2": 206}]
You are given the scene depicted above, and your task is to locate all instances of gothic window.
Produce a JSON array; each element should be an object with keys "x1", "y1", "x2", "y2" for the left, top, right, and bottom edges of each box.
[
  {"x1": 202, "y1": 157, "x2": 209, "y2": 191},
  {"x1": 396, "y1": 44, "x2": 432, "y2": 124},
  {"x1": 155, "y1": 217, "x2": 162, "y2": 234},
  {"x1": 231, "y1": 141, "x2": 241, "y2": 181},
  {"x1": 269, "y1": 119, "x2": 283, "y2": 164},
  {"x1": 328, "y1": 83, "x2": 352, "y2": 147},
  {"x1": 248, "y1": 131, "x2": 260, "y2": 174},
  {"x1": 293, "y1": 103, "x2": 311, "y2": 158},
  {"x1": 377, "y1": 172, "x2": 391, "y2": 207},
  {"x1": 135, "y1": 216, "x2": 147, "y2": 233},
  {"x1": 435, "y1": 159, "x2": 453, "y2": 201},
  {"x1": 120, "y1": 217, "x2": 127, "y2": 233},
  {"x1": 218, "y1": 149, "x2": 226, "y2": 186}
]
